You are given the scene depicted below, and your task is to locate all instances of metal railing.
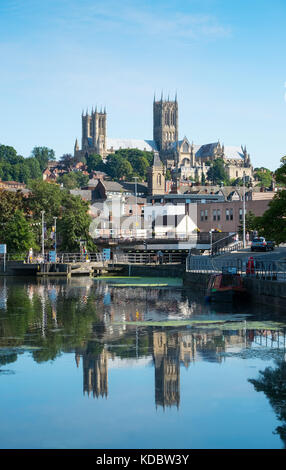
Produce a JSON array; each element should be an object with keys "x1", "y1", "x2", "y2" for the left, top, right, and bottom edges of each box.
[
  {"x1": 210, "y1": 241, "x2": 243, "y2": 257},
  {"x1": 186, "y1": 255, "x2": 286, "y2": 282},
  {"x1": 114, "y1": 252, "x2": 186, "y2": 265},
  {"x1": 186, "y1": 255, "x2": 243, "y2": 274},
  {"x1": 5, "y1": 252, "x2": 105, "y2": 264}
]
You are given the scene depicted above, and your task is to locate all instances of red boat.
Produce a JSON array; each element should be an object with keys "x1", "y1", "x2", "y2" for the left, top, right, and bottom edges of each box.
[{"x1": 206, "y1": 271, "x2": 249, "y2": 303}]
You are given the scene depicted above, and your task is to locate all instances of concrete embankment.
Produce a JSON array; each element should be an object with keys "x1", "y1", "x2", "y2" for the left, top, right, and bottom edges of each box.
[
  {"x1": 117, "y1": 263, "x2": 186, "y2": 278},
  {"x1": 243, "y1": 277, "x2": 286, "y2": 310},
  {"x1": 183, "y1": 271, "x2": 286, "y2": 311}
]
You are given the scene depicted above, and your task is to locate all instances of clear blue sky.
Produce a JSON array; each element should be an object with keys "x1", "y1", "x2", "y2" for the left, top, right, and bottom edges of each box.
[{"x1": 0, "y1": 0, "x2": 286, "y2": 170}]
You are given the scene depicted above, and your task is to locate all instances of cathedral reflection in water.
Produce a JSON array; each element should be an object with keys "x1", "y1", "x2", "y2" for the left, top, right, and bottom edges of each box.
[{"x1": 0, "y1": 277, "x2": 285, "y2": 411}]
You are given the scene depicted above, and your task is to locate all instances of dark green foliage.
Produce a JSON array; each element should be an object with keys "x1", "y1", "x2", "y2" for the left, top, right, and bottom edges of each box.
[
  {"x1": 207, "y1": 158, "x2": 229, "y2": 185},
  {"x1": 0, "y1": 190, "x2": 24, "y2": 223},
  {"x1": 59, "y1": 193, "x2": 96, "y2": 252},
  {"x1": 86, "y1": 153, "x2": 105, "y2": 173},
  {"x1": 254, "y1": 167, "x2": 273, "y2": 188},
  {"x1": 103, "y1": 149, "x2": 153, "y2": 181},
  {"x1": 30, "y1": 146, "x2": 55, "y2": 172},
  {"x1": 2, "y1": 210, "x2": 38, "y2": 253},
  {"x1": 0, "y1": 144, "x2": 49, "y2": 183},
  {"x1": 58, "y1": 172, "x2": 89, "y2": 189},
  {"x1": 255, "y1": 159, "x2": 286, "y2": 243}
]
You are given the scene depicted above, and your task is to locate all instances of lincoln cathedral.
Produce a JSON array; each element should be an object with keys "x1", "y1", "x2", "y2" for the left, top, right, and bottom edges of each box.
[{"x1": 74, "y1": 94, "x2": 253, "y2": 182}]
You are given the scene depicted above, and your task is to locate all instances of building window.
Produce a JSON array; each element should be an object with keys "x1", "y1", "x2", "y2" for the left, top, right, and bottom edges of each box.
[
  {"x1": 239, "y1": 208, "x2": 243, "y2": 221},
  {"x1": 217, "y1": 209, "x2": 221, "y2": 221},
  {"x1": 213, "y1": 210, "x2": 217, "y2": 221},
  {"x1": 204, "y1": 209, "x2": 208, "y2": 221},
  {"x1": 226, "y1": 209, "x2": 230, "y2": 221},
  {"x1": 200, "y1": 210, "x2": 204, "y2": 222},
  {"x1": 230, "y1": 208, "x2": 233, "y2": 221}
]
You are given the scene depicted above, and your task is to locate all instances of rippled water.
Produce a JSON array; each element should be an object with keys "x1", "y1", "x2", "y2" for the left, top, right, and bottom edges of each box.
[{"x1": 0, "y1": 276, "x2": 286, "y2": 449}]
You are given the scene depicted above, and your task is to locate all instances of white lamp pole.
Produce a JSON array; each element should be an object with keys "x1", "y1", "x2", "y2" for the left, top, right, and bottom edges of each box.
[
  {"x1": 41, "y1": 210, "x2": 45, "y2": 261},
  {"x1": 243, "y1": 173, "x2": 246, "y2": 248},
  {"x1": 134, "y1": 177, "x2": 138, "y2": 238}
]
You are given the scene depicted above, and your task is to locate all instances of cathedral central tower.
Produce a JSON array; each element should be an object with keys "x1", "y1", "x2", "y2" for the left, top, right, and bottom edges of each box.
[{"x1": 153, "y1": 94, "x2": 178, "y2": 151}]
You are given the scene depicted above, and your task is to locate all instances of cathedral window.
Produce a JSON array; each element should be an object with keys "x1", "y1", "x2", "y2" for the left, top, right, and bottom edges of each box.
[{"x1": 183, "y1": 142, "x2": 189, "y2": 153}]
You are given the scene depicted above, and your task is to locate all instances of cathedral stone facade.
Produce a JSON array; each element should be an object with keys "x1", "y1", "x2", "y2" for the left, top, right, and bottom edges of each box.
[{"x1": 74, "y1": 95, "x2": 253, "y2": 182}]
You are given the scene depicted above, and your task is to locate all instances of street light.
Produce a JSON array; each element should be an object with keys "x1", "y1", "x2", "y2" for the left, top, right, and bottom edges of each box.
[
  {"x1": 53, "y1": 217, "x2": 57, "y2": 258},
  {"x1": 134, "y1": 176, "x2": 138, "y2": 238},
  {"x1": 41, "y1": 211, "x2": 45, "y2": 261},
  {"x1": 243, "y1": 172, "x2": 246, "y2": 248},
  {"x1": 209, "y1": 229, "x2": 213, "y2": 256}
]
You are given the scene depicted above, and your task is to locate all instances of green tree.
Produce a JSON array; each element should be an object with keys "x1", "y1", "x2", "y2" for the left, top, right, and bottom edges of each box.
[
  {"x1": 104, "y1": 154, "x2": 133, "y2": 180},
  {"x1": 58, "y1": 194, "x2": 96, "y2": 251},
  {"x1": 254, "y1": 167, "x2": 273, "y2": 188},
  {"x1": 26, "y1": 179, "x2": 64, "y2": 226},
  {"x1": 86, "y1": 154, "x2": 104, "y2": 174},
  {"x1": 58, "y1": 172, "x2": 89, "y2": 189},
  {"x1": 31, "y1": 147, "x2": 55, "y2": 172},
  {"x1": 254, "y1": 159, "x2": 286, "y2": 243},
  {"x1": 3, "y1": 210, "x2": 38, "y2": 253},
  {"x1": 0, "y1": 190, "x2": 24, "y2": 224},
  {"x1": 207, "y1": 158, "x2": 229, "y2": 185}
]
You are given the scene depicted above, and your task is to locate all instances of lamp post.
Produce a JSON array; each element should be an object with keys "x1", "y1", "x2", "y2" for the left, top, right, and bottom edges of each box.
[
  {"x1": 243, "y1": 173, "x2": 246, "y2": 248},
  {"x1": 41, "y1": 210, "x2": 45, "y2": 261},
  {"x1": 53, "y1": 216, "x2": 57, "y2": 258},
  {"x1": 209, "y1": 229, "x2": 213, "y2": 256},
  {"x1": 134, "y1": 176, "x2": 138, "y2": 238}
]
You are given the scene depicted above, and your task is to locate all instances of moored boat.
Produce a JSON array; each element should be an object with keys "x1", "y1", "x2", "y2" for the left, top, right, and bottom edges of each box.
[{"x1": 206, "y1": 269, "x2": 249, "y2": 303}]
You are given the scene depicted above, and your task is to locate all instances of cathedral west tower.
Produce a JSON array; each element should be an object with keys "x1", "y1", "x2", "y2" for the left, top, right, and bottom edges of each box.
[{"x1": 153, "y1": 94, "x2": 178, "y2": 152}]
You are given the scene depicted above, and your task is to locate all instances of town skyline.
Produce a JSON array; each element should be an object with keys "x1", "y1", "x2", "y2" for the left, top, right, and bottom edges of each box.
[{"x1": 1, "y1": 0, "x2": 286, "y2": 170}]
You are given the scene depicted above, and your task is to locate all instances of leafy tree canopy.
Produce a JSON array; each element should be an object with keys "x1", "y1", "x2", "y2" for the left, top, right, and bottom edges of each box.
[
  {"x1": 3, "y1": 209, "x2": 38, "y2": 253},
  {"x1": 254, "y1": 167, "x2": 273, "y2": 188},
  {"x1": 206, "y1": 158, "x2": 229, "y2": 185},
  {"x1": 58, "y1": 172, "x2": 89, "y2": 189},
  {"x1": 86, "y1": 153, "x2": 105, "y2": 174},
  {"x1": 31, "y1": 146, "x2": 55, "y2": 172}
]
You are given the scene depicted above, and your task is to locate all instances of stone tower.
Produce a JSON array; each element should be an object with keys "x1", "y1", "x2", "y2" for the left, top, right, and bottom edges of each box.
[
  {"x1": 80, "y1": 107, "x2": 107, "y2": 156},
  {"x1": 147, "y1": 151, "x2": 165, "y2": 195},
  {"x1": 153, "y1": 93, "x2": 178, "y2": 152}
]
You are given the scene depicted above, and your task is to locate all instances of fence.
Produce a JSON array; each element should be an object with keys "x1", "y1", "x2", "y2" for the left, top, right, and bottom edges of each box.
[
  {"x1": 114, "y1": 252, "x2": 186, "y2": 265},
  {"x1": 186, "y1": 255, "x2": 286, "y2": 282},
  {"x1": 4, "y1": 252, "x2": 105, "y2": 264},
  {"x1": 211, "y1": 241, "x2": 243, "y2": 257},
  {"x1": 186, "y1": 255, "x2": 243, "y2": 274}
]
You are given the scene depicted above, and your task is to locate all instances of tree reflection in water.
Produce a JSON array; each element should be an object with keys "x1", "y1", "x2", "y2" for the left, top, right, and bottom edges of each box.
[{"x1": 249, "y1": 359, "x2": 286, "y2": 447}]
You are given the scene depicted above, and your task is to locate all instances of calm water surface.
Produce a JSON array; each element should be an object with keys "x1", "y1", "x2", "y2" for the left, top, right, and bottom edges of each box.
[{"x1": 0, "y1": 276, "x2": 286, "y2": 449}]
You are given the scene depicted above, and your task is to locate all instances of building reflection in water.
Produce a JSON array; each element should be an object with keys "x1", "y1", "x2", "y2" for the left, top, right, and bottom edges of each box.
[
  {"x1": 153, "y1": 332, "x2": 181, "y2": 409},
  {"x1": 1, "y1": 277, "x2": 286, "y2": 419},
  {"x1": 76, "y1": 346, "x2": 109, "y2": 399}
]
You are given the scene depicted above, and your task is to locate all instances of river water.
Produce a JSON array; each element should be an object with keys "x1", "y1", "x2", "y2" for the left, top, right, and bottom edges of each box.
[{"x1": 0, "y1": 276, "x2": 286, "y2": 449}]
